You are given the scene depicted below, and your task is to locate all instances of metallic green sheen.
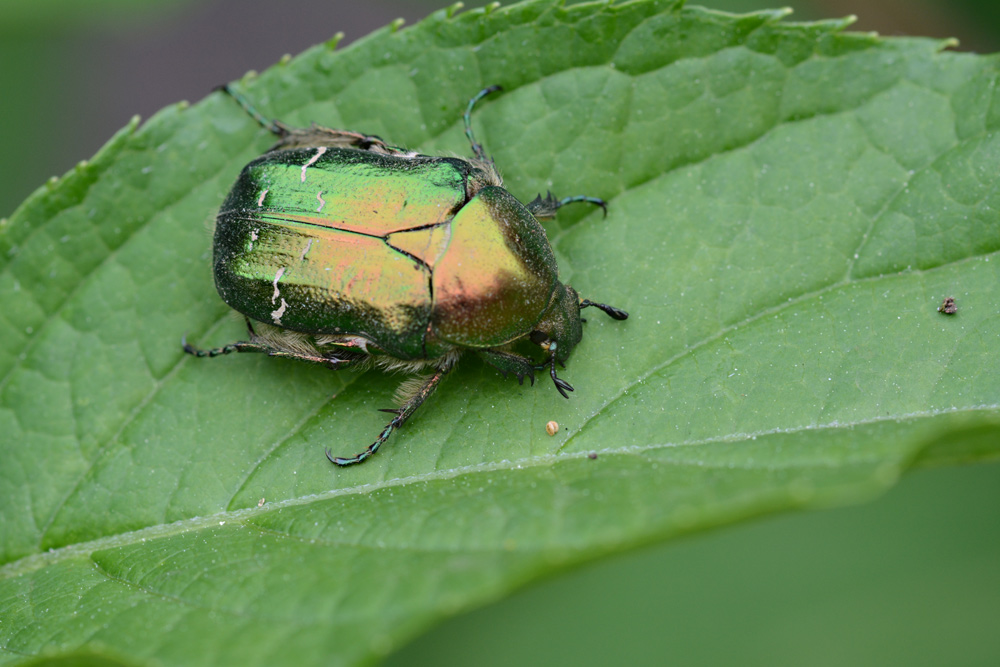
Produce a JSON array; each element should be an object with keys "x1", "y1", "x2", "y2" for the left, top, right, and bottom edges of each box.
[
  {"x1": 191, "y1": 85, "x2": 629, "y2": 466},
  {"x1": 432, "y1": 186, "x2": 559, "y2": 349},
  {"x1": 213, "y1": 148, "x2": 561, "y2": 360}
]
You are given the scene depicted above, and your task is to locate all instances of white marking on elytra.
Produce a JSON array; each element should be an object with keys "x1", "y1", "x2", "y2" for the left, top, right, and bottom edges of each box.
[
  {"x1": 271, "y1": 267, "x2": 286, "y2": 304},
  {"x1": 316, "y1": 191, "x2": 326, "y2": 212},
  {"x1": 299, "y1": 238, "x2": 314, "y2": 262},
  {"x1": 271, "y1": 298, "x2": 288, "y2": 325},
  {"x1": 257, "y1": 189, "x2": 268, "y2": 207},
  {"x1": 301, "y1": 147, "x2": 327, "y2": 182},
  {"x1": 248, "y1": 228, "x2": 259, "y2": 251}
]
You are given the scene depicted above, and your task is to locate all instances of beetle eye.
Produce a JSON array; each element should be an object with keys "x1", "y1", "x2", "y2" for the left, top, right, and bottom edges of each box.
[{"x1": 529, "y1": 330, "x2": 548, "y2": 346}]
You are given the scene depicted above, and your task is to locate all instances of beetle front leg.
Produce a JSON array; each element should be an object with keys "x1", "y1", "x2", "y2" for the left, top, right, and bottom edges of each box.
[
  {"x1": 326, "y1": 368, "x2": 449, "y2": 466},
  {"x1": 478, "y1": 349, "x2": 537, "y2": 386},
  {"x1": 480, "y1": 348, "x2": 575, "y2": 398}
]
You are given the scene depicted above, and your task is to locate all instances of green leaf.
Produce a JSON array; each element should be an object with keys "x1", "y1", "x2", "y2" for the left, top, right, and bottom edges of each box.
[{"x1": 2, "y1": 1, "x2": 999, "y2": 665}]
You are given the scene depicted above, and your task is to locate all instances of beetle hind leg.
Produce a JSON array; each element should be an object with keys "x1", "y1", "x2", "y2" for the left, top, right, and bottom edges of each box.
[
  {"x1": 219, "y1": 84, "x2": 394, "y2": 153},
  {"x1": 183, "y1": 318, "x2": 363, "y2": 370},
  {"x1": 182, "y1": 336, "x2": 268, "y2": 358},
  {"x1": 326, "y1": 368, "x2": 449, "y2": 466},
  {"x1": 183, "y1": 318, "x2": 273, "y2": 358}
]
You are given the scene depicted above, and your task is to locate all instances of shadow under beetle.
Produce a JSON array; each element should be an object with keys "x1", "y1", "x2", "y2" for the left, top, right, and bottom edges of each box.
[{"x1": 184, "y1": 85, "x2": 628, "y2": 465}]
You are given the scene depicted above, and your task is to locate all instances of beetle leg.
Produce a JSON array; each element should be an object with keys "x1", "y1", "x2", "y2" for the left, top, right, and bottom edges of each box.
[
  {"x1": 527, "y1": 191, "x2": 608, "y2": 220},
  {"x1": 183, "y1": 320, "x2": 363, "y2": 370},
  {"x1": 546, "y1": 347, "x2": 574, "y2": 399},
  {"x1": 478, "y1": 349, "x2": 536, "y2": 386},
  {"x1": 218, "y1": 84, "x2": 286, "y2": 136},
  {"x1": 182, "y1": 336, "x2": 269, "y2": 358},
  {"x1": 220, "y1": 84, "x2": 396, "y2": 153},
  {"x1": 464, "y1": 85, "x2": 503, "y2": 163},
  {"x1": 326, "y1": 368, "x2": 449, "y2": 466},
  {"x1": 271, "y1": 125, "x2": 394, "y2": 152},
  {"x1": 184, "y1": 337, "x2": 359, "y2": 370}
]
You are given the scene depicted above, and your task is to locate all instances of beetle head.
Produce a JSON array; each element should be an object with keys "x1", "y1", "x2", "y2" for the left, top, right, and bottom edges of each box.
[
  {"x1": 530, "y1": 283, "x2": 629, "y2": 398},
  {"x1": 531, "y1": 283, "x2": 584, "y2": 365},
  {"x1": 533, "y1": 284, "x2": 630, "y2": 360}
]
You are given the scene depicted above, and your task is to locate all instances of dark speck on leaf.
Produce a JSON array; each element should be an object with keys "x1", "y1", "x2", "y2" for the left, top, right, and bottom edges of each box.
[{"x1": 938, "y1": 297, "x2": 957, "y2": 315}]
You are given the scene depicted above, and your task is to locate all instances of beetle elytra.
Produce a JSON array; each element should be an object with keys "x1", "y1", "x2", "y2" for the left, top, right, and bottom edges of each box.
[{"x1": 184, "y1": 85, "x2": 628, "y2": 465}]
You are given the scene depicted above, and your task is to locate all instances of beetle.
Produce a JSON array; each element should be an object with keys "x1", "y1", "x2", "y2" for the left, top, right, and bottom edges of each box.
[{"x1": 184, "y1": 84, "x2": 628, "y2": 465}]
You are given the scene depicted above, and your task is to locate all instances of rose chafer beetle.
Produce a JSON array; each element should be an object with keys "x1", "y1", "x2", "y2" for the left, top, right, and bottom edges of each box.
[{"x1": 184, "y1": 85, "x2": 628, "y2": 465}]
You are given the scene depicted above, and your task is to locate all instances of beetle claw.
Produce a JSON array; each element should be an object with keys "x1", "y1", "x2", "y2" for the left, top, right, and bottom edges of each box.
[
  {"x1": 546, "y1": 349, "x2": 574, "y2": 398},
  {"x1": 595, "y1": 199, "x2": 609, "y2": 218},
  {"x1": 201, "y1": 88, "x2": 631, "y2": 466},
  {"x1": 553, "y1": 377, "x2": 574, "y2": 399}
]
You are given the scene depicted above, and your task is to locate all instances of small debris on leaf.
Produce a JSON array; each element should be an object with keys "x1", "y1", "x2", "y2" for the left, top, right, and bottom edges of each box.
[{"x1": 938, "y1": 297, "x2": 957, "y2": 315}]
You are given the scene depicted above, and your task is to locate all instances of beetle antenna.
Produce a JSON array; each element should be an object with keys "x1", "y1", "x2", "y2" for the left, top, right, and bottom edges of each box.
[
  {"x1": 580, "y1": 299, "x2": 629, "y2": 320},
  {"x1": 548, "y1": 348, "x2": 574, "y2": 399},
  {"x1": 464, "y1": 85, "x2": 503, "y2": 163},
  {"x1": 218, "y1": 84, "x2": 289, "y2": 137}
]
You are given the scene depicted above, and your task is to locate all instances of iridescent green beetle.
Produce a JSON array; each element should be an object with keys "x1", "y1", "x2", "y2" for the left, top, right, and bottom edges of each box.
[{"x1": 185, "y1": 85, "x2": 628, "y2": 465}]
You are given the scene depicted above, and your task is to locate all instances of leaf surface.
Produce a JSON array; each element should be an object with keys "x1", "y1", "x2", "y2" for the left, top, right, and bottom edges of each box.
[{"x1": 2, "y1": 1, "x2": 999, "y2": 665}]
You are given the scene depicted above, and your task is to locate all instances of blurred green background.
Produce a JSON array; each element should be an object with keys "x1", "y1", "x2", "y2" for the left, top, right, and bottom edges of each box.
[
  {"x1": 391, "y1": 461, "x2": 1000, "y2": 666},
  {"x1": 3, "y1": 0, "x2": 1000, "y2": 219},
  {"x1": 2, "y1": 1, "x2": 998, "y2": 665}
]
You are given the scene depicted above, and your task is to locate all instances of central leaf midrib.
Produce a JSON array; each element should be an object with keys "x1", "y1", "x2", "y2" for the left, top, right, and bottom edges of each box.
[{"x1": 7, "y1": 402, "x2": 995, "y2": 578}]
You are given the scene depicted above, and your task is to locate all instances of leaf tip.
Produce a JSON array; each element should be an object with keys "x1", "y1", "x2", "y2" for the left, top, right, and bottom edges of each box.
[
  {"x1": 940, "y1": 37, "x2": 960, "y2": 51},
  {"x1": 390, "y1": 17, "x2": 406, "y2": 32},
  {"x1": 446, "y1": 2, "x2": 464, "y2": 18},
  {"x1": 326, "y1": 32, "x2": 345, "y2": 49},
  {"x1": 828, "y1": 14, "x2": 859, "y2": 32}
]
